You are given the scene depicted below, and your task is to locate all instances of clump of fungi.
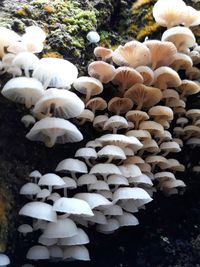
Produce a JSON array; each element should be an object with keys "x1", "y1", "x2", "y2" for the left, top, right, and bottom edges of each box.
[{"x1": 0, "y1": 0, "x2": 200, "y2": 264}]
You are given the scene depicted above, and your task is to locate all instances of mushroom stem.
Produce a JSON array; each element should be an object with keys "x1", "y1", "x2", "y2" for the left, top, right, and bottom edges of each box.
[
  {"x1": 85, "y1": 158, "x2": 93, "y2": 168},
  {"x1": 71, "y1": 172, "x2": 78, "y2": 182},
  {"x1": 85, "y1": 90, "x2": 92, "y2": 103},
  {"x1": 63, "y1": 188, "x2": 68, "y2": 197}
]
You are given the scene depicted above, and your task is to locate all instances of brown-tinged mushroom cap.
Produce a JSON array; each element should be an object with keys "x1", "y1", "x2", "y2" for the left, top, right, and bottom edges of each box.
[
  {"x1": 139, "y1": 121, "x2": 164, "y2": 136},
  {"x1": 88, "y1": 61, "x2": 116, "y2": 83},
  {"x1": 153, "y1": 66, "x2": 182, "y2": 90},
  {"x1": 103, "y1": 115, "x2": 129, "y2": 133},
  {"x1": 170, "y1": 52, "x2": 193, "y2": 71},
  {"x1": 186, "y1": 109, "x2": 200, "y2": 123},
  {"x1": 176, "y1": 117, "x2": 189, "y2": 128},
  {"x1": 138, "y1": 139, "x2": 160, "y2": 156},
  {"x1": 148, "y1": 106, "x2": 174, "y2": 122},
  {"x1": 160, "y1": 158, "x2": 185, "y2": 172},
  {"x1": 162, "y1": 89, "x2": 180, "y2": 105},
  {"x1": 124, "y1": 156, "x2": 145, "y2": 165},
  {"x1": 145, "y1": 155, "x2": 169, "y2": 172},
  {"x1": 161, "y1": 26, "x2": 196, "y2": 52},
  {"x1": 152, "y1": 0, "x2": 187, "y2": 28},
  {"x1": 126, "y1": 110, "x2": 149, "y2": 129},
  {"x1": 73, "y1": 76, "x2": 103, "y2": 103},
  {"x1": 112, "y1": 66, "x2": 143, "y2": 94},
  {"x1": 126, "y1": 129, "x2": 151, "y2": 142},
  {"x1": 160, "y1": 141, "x2": 181, "y2": 156},
  {"x1": 108, "y1": 97, "x2": 133, "y2": 115},
  {"x1": 144, "y1": 40, "x2": 177, "y2": 70},
  {"x1": 183, "y1": 125, "x2": 200, "y2": 139},
  {"x1": 176, "y1": 80, "x2": 200, "y2": 98},
  {"x1": 32, "y1": 88, "x2": 84, "y2": 120},
  {"x1": 94, "y1": 46, "x2": 113, "y2": 62},
  {"x1": 26, "y1": 117, "x2": 83, "y2": 147},
  {"x1": 124, "y1": 83, "x2": 162, "y2": 110},
  {"x1": 86, "y1": 97, "x2": 107, "y2": 114},
  {"x1": 75, "y1": 109, "x2": 94, "y2": 125},
  {"x1": 185, "y1": 67, "x2": 200, "y2": 80},
  {"x1": 155, "y1": 130, "x2": 172, "y2": 145},
  {"x1": 112, "y1": 40, "x2": 151, "y2": 68},
  {"x1": 135, "y1": 66, "x2": 154, "y2": 85}
]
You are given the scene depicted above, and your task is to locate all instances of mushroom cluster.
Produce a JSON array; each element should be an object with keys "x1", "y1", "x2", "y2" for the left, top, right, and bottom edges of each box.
[
  {"x1": 0, "y1": 0, "x2": 200, "y2": 264},
  {"x1": 0, "y1": 26, "x2": 85, "y2": 147}
]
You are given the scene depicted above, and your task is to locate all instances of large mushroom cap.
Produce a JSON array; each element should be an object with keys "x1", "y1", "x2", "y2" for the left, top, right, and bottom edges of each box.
[
  {"x1": 19, "y1": 201, "x2": 57, "y2": 222},
  {"x1": 112, "y1": 66, "x2": 143, "y2": 93},
  {"x1": 63, "y1": 245, "x2": 90, "y2": 261},
  {"x1": 2, "y1": 77, "x2": 44, "y2": 108},
  {"x1": 53, "y1": 197, "x2": 94, "y2": 217},
  {"x1": 112, "y1": 40, "x2": 151, "y2": 68},
  {"x1": 26, "y1": 117, "x2": 83, "y2": 147},
  {"x1": 55, "y1": 158, "x2": 87, "y2": 174},
  {"x1": 33, "y1": 88, "x2": 84, "y2": 120},
  {"x1": 59, "y1": 228, "x2": 89, "y2": 246},
  {"x1": 144, "y1": 40, "x2": 177, "y2": 70},
  {"x1": 26, "y1": 245, "x2": 50, "y2": 260},
  {"x1": 152, "y1": 0, "x2": 187, "y2": 28},
  {"x1": 124, "y1": 83, "x2": 162, "y2": 110},
  {"x1": 88, "y1": 61, "x2": 116, "y2": 83},
  {"x1": 32, "y1": 58, "x2": 78, "y2": 89},
  {"x1": 161, "y1": 26, "x2": 196, "y2": 52},
  {"x1": 0, "y1": 27, "x2": 21, "y2": 58}
]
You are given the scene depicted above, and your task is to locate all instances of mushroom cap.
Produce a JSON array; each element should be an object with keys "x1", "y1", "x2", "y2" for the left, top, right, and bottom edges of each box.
[
  {"x1": 43, "y1": 218, "x2": 78, "y2": 238},
  {"x1": 90, "y1": 163, "x2": 122, "y2": 177},
  {"x1": 126, "y1": 110, "x2": 149, "y2": 127},
  {"x1": 160, "y1": 141, "x2": 181, "y2": 153},
  {"x1": 26, "y1": 117, "x2": 83, "y2": 147},
  {"x1": 148, "y1": 106, "x2": 174, "y2": 121},
  {"x1": 94, "y1": 46, "x2": 113, "y2": 61},
  {"x1": 19, "y1": 201, "x2": 57, "y2": 222},
  {"x1": 144, "y1": 40, "x2": 177, "y2": 69},
  {"x1": 108, "y1": 97, "x2": 133, "y2": 115},
  {"x1": 38, "y1": 235, "x2": 58, "y2": 246},
  {"x1": 112, "y1": 40, "x2": 151, "y2": 67},
  {"x1": 58, "y1": 228, "x2": 89, "y2": 246},
  {"x1": 124, "y1": 83, "x2": 162, "y2": 109},
  {"x1": 117, "y1": 212, "x2": 139, "y2": 227},
  {"x1": 93, "y1": 114, "x2": 108, "y2": 130},
  {"x1": 183, "y1": 6, "x2": 200, "y2": 27},
  {"x1": 48, "y1": 246, "x2": 63, "y2": 259},
  {"x1": 176, "y1": 80, "x2": 200, "y2": 97},
  {"x1": 12, "y1": 51, "x2": 40, "y2": 75},
  {"x1": 103, "y1": 205, "x2": 123, "y2": 216},
  {"x1": 154, "y1": 172, "x2": 176, "y2": 182},
  {"x1": 112, "y1": 66, "x2": 143, "y2": 92},
  {"x1": 107, "y1": 174, "x2": 129, "y2": 186},
  {"x1": 20, "y1": 182, "x2": 41, "y2": 196},
  {"x1": 152, "y1": 0, "x2": 187, "y2": 28},
  {"x1": 36, "y1": 188, "x2": 51, "y2": 199},
  {"x1": 88, "y1": 61, "x2": 116, "y2": 83},
  {"x1": 97, "y1": 145, "x2": 126, "y2": 161},
  {"x1": 96, "y1": 218, "x2": 120, "y2": 233},
  {"x1": 135, "y1": 66, "x2": 154, "y2": 85},
  {"x1": 170, "y1": 52, "x2": 193, "y2": 71},
  {"x1": 32, "y1": 58, "x2": 78, "y2": 89},
  {"x1": 38, "y1": 173, "x2": 65, "y2": 187},
  {"x1": 21, "y1": 114, "x2": 36, "y2": 128},
  {"x1": 124, "y1": 156, "x2": 145, "y2": 165},
  {"x1": 73, "y1": 76, "x2": 103, "y2": 99},
  {"x1": 76, "y1": 109, "x2": 94, "y2": 124},
  {"x1": 139, "y1": 121, "x2": 164, "y2": 135},
  {"x1": 113, "y1": 187, "x2": 152, "y2": 205},
  {"x1": 75, "y1": 147, "x2": 97, "y2": 160},
  {"x1": 126, "y1": 129, "x2": 151, "y2": 141},
  {"x1": 25, "y1": 25, "x2": 46, "y2": 42},
  {"x1": 33, "y1": 88, "x2": 84, "y2": 119},
  {"x1": 97, "y1": 134, "x2": 143, "y2": 151},
  {"x1": 153, "y1": 66, "x2": 182, "y2": 90},
  {"x1": 78, "y1": 174, "x2": 98, "y2": 186},
  {"x1": 119, "y1": 164, "x2": 142, "y2": 178},
  {"x1": 63, "y1": 245, "x2": 90, "y2": 261},
  {"x1": 2, "y1": 77, "x2": 44, "y2": 108},
  {"x1": 29, "y1": 170, "x2": 42, "y2": 179},
  {"x1": 161, "y1": 26, "x2": 196, "y2": 52},
  {"x1": 53, "y1": 197, "x2": 94, "y2": 217},
  {"x1": 74, "y1": 192, "x2": 112, "y2": 210},
  {"x1": 103, "y1": 115, "x2": 129, "y2": 132},
  {"x1": 86, "y1": 97, "x2": 107, "y2": 113},
  {"x1": 55, "y1": 176, "x2": 77, "y2": 190},
  {"x1": 0, "y1": 27, "x2": 21, "y2": 58},
  {"x1": 55, "y1": 158, "x2": 87, "y2": 174},
  {"x1": 88, "y1": 180, "x2": 110, "y2": 191},
  {"x1": 140, "y1": 139, "x2": 160, "y2": 154},
  {"x1": 185, "y1": 66, "x2": 200, "y2": 80},
  {"x1": 84, "y1": 210, "x2": 107, "y2": 224},
  {"x1": 186, "y1": 109, "x2": 200, "y2": 122},
  {"x1": 162, "y1": 89, "x2": 180, "y2": 101},
  {"x1": 26, "y1": 245, "x2": 50, "y2": 260},
  {"x1": 129, "y1": 174, "x2": 153, "y2": 187}
]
